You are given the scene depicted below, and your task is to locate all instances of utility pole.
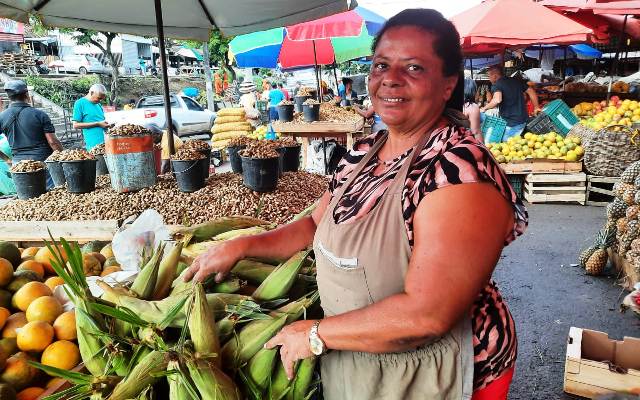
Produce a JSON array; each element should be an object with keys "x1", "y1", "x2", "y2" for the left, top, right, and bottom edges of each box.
[{"x1": 202, "y1": 41, "x2": 215, "y2": 111}]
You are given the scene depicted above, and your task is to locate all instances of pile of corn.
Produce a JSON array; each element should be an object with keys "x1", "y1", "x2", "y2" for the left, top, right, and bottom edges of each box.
[
  {"x1": 40, "y1": 215, "x2": 320, "y2": 399},
  {"x1": 211, "y1": 108, "x2": 253, "y2": 151}
]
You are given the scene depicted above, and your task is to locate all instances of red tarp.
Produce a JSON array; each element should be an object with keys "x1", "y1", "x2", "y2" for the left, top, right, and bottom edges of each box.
[{"x1": 451, "y1": 0, "x2": 594, "y2": 55}]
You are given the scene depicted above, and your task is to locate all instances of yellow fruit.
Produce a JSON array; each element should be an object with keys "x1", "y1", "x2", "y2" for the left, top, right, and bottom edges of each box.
[
  {"x1": 2, "y1": 313, "x2": 27, "y2": 338},
  {"x1": 80, "y1": 254, "x2": 101, "y2": 276},
  {"x1": 16, "y1": 387, "x2": 44, "y2": 400},
  {"x1": 44, "y1": 276, "x2": 64, "y2": 292},
  {"x1": 100, "y1": 266, "x2": 122, "y2": 277},
  {"x1": 534, "y1": 142, "x2": 542, "y2": 149},
  {"x1": 21, "y1": 248, "x2": 39, "y2": 259},
  {"x1": 0, "y1": 307, "x2": 10, "y2": 330},
  {"x1": 34, "y1": 246, "x2": 68, "y2": 275},
  {"x1": 524, "y1": 132, "x2": 532, "y2": 140},
  {"x1": 0, "y1": 258, "x2": 14, "y2": 287},
  {"x1": 0, "y1": 352, "x2": 38, "y2": 390},
  {"x1": 26, "y1": 296, "x2": 63, "y2": 324},
  {"x1": 53, "y1": 310, "x2": 76, "y2": 341},
  {"x1": 16, "y1": 261, "x2": 44, "y2": 280},
  {"x1": 100, "y1": 244, "x2": 114, "y2": 259},
  {"x1": 41, "y1": 340, "x2": 80, "y2": 371},
  {"x1": 12, "y1": 282, "x2": 52, "y2": 312},
  {"x1": 575, "y1": 145, "x2": 584, "y2": 156},
  {"x1": 566, "y1": 150, "x2": 578, "y2": 162},
  {"x1": 17, "y1": 321, "x2": 54, "y2": 352}
]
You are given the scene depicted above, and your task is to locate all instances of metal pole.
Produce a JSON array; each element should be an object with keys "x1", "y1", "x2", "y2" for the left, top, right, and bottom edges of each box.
[
  {"x1": 469, "y1": 58, "x2": 474, "y2": 79},
  {"x1": 311, "y1": 40, "x2": 328, "y2": 174},
  {"x1": 312, "y1": 40, "x2": 322, "y2": 102},
  {"x1": 333, "y1": 63, "x2": 339, "y2": 93},
  {"x1": 154, "y1": 0, "x2": 175, "y2": 155},
  {"x1": 613, "y1": 14, "x2": 629, "y2": 77},
  {"x1": 202, "y1": 42, "x2": 215, "y2": 111}
]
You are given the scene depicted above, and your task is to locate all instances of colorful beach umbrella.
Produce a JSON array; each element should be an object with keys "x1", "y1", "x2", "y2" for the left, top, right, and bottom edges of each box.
[{"x1": 229, "y1": 6, "x2": 385, "y2": 69}]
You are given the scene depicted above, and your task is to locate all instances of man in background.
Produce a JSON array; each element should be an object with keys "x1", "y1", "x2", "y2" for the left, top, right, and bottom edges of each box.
[
  {"x1": 480, "y1": 65, "x2": 540, "y2": 140},
  {"x1": 293, "y1": 81, "x2": 302, "y2": 97},
  {"x1": 72, "y1": 84, "x2": 111, "y2": 151},
  {"x1": 0, "y1": 80, "x2": 63, "y2": 188},
  {"x1": 278, "y1": 83, "x2": 290, "y2": 101},
  {"x1": 267, "y1": 82, "x2": 284, "y2": 121}
]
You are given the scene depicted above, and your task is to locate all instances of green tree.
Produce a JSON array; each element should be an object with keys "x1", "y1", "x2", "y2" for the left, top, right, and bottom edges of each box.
[
  {"x1": 73, "y1": 30, "x2": 119, "y2": 104},
  {"x1": 179, "y1": 29, "x2": 234, "y2": 80}
]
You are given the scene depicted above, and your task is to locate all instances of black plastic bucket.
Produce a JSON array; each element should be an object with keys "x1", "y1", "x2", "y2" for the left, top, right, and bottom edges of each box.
[
  {"x1": 45, "y1": 161, "x2": 65, "y2": 187},
  {"x1": 196, "y1": 148, "x2": 212, "y2": 177},
  {"x1": 172, "y1": 159, "x2": 206, "y2": 193},
  {"x1": 276, "y1": 147, "x2": 285, "y2": 177},
  {"x1": 294, "y1": 95, "x2": 311, "y2": 113},
  {"x1": 11, "y1": 169, "x2": 46, "y2": 200},
  {"x1": 303, "y1": 104, "x2": 320, "y2": 122},
  {"x1": 95, "y1": 154, "x2": 109, "y2": 176},
  {"x1": 281, "y1": 145, "x2": 301, "y2": 172},
  {"x1": 228, "y1": 145, "x2": 246, "y2": 173},
  {"x1": 277, "y1": 104, "x2": 295, "y2": 122},
  {"x1": 61, "y1": 159, "x2": 97, "y2": 193},
  {"x1": 240, "y1": 156, "x2": 279, "y2": 192}
]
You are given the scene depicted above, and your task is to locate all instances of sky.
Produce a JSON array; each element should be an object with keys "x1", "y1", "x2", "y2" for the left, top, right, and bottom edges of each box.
[{"x1": 357, "y1": 0, "x2": 483, "y2": 18}]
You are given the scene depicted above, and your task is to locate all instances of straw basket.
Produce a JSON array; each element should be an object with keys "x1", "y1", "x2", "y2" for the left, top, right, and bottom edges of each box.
[{"x1": 582, "y1": 125, "x2": 640, "y2": 177}]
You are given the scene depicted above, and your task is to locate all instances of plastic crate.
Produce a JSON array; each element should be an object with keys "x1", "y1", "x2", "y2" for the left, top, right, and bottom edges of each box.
[
  {"x1": 482, "y1": 115, "x2": 507, "y2": 143},
  {"x1": 507, "y1": 174, "x2": 524, "y2": 199},
  {"x1": 528, "y1": 99, "x2": 578, "y2": 136}
]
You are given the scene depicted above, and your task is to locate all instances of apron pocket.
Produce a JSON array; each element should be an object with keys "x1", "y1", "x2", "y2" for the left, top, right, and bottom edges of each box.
[{"x1": 317, "y1": 242, "x2": 358, "y2": 270}]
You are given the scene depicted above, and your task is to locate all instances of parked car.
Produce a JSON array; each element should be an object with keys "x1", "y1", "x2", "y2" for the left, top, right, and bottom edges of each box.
[
  {"x1": 51, "y1": 55, "x2": 109, "y2": 75},
  {"x1": 104, "y1": 94, "x2": 215, "y2": 137}
]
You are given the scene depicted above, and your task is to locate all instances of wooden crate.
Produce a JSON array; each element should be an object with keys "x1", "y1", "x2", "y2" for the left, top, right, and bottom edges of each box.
[
  {"x1": 586, "y1": 176, "x2": 620, "y2": 207},
  {"x1": 564, "y1": 327, "x2": 640, "y2": 399},
  {"x1": 524, "y1": 172, "x2": 587, "y2": 205},
  {"x1": 502, "y1": 159, "x2": 583, "y2": 174},
  {"x1": 0, "y1": 220, "x2": 119, "y2": 247}
]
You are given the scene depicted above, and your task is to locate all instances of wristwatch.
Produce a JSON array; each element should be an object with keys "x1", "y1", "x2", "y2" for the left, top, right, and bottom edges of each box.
[{"x1": 309, "y1": 320, "x2": 326, "y2": 356}]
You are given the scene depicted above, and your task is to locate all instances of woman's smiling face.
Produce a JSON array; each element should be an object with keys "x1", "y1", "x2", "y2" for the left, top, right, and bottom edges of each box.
[{"x1": 369, "y1": 26, "x2": 458, "y2": 135}]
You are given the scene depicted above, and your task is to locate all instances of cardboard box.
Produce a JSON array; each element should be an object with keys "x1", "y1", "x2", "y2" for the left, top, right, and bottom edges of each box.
[{"x1": 564, "y1": 327, "x2": 640, "y2": 398}]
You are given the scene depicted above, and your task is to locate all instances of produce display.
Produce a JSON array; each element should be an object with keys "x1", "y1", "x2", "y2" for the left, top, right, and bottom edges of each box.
[
  {"x1": 107, "y1": 124, "x2": 152, "y2": 136},
  {"x1": 279, "y1": 100, "x2": 293, "y2": 106},
  {"x1": 574, "y1": 97, "x2": 640, "y2": 130},
  {"x1": 46, "y1": 151, "x2": 62, "y2": 162},
  {"x1": 13, "y1": 214, "x2": 321, "y2": 399},
  {"x1": 276, "y1": 137, "x2": 299, "y2": 148},
  {"x1": 0, "y1": 240, "x2": 113, "y2": 397},
  {"x1": 487, "y1": 132, "x2": 584, "y2": 163},
  {"x1": 0, "y1": 172, "x2": 328, "y2": 225},
  {"x1": 239, "y1": 142, "x2": 279, "y2": 159},
  {"x1": 228, "y1": 136, "x2": 257, "y2": 147},
  {"x1": 564, "y1": 82, "x2": 609, "y2": 94},
  {"x1": 170, "y1": 148, "x2": 206, "y2": 161},
  {"x1": 247, "y1": 125, "x2": 280, "y2": 140},
  {"x1": 89, "y1": 144, "x2": 106, "y2": 156},
  {"x1": 579, "y1": 160, "x2": 640, "y2": 276},
  {"x1": 182, "y1": 140, "x2": 211, "y2": 152},
  {"x1": 303, "y1": 99, "x2": 319, "y2": 105},
  {"x1": 285, "y1": 103, "x2": 361, "y2": 124},
  {"x1": 211, "y1": 108, "x2": 254, "y2": 151},
  {"x1": 55, "y1": 149, "x2": 95, "y2": 161},
  {"x1": 296, "y1": 87, "x2": 314, "y2": 97},
  {"x1": 9, "y1": 161, "x2": 45, "y2": 173}
]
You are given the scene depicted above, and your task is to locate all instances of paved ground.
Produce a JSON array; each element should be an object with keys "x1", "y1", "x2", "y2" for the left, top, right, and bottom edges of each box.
[{"x1": 496, "y1": 204, "x2": 640, "y2": 399}]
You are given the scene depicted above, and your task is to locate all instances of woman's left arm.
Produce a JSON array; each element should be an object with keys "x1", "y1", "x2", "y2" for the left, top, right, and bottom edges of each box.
[{"x1": 267, "y1": 182, "x2": 514, "y2": 378}]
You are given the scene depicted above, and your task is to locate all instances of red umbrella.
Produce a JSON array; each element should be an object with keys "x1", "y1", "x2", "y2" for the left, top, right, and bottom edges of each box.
[
  {"x1": 451, "y1": 0, "x2": 594, "y2": 55},
  {"x1": 589, "y1": 0, "x2": 640, "y2": 15}
]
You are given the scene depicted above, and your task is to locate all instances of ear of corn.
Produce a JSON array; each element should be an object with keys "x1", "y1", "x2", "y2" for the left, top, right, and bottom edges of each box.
[
  {"x1": 108, "y1": 350, "x2": 168, "y2": 400},
  {"x1": 186, "y1": 359, "x2": 241, "y2": 400},
  {"x1": 221, "y1": 314, "x2": 288, "y2": 367},
  {"x1": 189, "y1": 283, "x2": 221, "y2": 367},
  {"x1": 216, "y1": 315, "x2": 239, "y2": 344},
  {"x1": 153, "y1": 242, "x2": 183, "y2": 300},
  {"x1": 75, "y1": 301, "x2": 108, "y2": 377},
  {"x1": 130, "y1": 243, "x2": 165, "y2": 300},
  {"x1": 252, "y1": 250, "x2": 311, "y2": 302},
  {"x1": 167, "y1": 360, "x2": 193, "y2": 400},
  {"x1": 270, "y1": 292, "x2": 320, "y2": 324},
  {"x1": 289, "y1": 357, "x2": 317, "y2": 400},
  {"x1": 269, "y1": 360, "x2": 292, "y2": 400},
  {"x1": 176, "y1": 216, "x2": 269, "y2": 242},
  {"x1": 246, "y1": 347, "x2": 278, "y2": 391},
  {"x1": 208, "y1": 277, "x2": 243, "y2": 294},
  {"x1": 213, "y1": 226, "x2": 267, "y2": 241},
  {"x1": 212, "y1": 138, "x2": 232, "y2": 150},
  {"x1": 231, "y1": 260, "x2": 276, "y2": 284}
]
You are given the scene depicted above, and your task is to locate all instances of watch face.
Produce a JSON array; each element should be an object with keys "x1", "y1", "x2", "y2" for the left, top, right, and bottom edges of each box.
[{"x1": 310, "y1": 337, "x2": 324, "y2": 355}]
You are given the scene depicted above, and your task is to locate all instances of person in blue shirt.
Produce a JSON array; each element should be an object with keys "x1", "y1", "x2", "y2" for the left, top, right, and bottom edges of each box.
[
  {"x1": 72, "y1": 84, "x2": 111, "y2": 151},
  {"x1": 338, "y1": 77, "x2": 357, "y2": 106},
  {"x1": 267, "y1": 82, "x2": 285, "y2": 121},
  {"x1": 139, "y1": 56, "x2": 147, "y2": 76}
]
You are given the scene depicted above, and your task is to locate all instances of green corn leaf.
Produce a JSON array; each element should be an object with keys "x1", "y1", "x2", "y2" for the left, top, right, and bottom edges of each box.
[
  {"x1": 27, "y1": 360, "x2": 93, "y2": 384},
  {"x1": 238, "y1": 368, "x2": 263, "y2": 400},
  {"x1": 157, "y1": 292, "x2": 190, "y2": 331},
  {"x1": 92, "y1": 303, "x2": 148, "y2": 327},
  {"x1": 42, "y1": 384, "x2": 91, "y2": 400}
]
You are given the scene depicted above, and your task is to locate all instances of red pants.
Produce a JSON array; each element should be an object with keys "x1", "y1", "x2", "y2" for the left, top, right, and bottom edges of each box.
[{"x1": 471, "y1": 368, "x2": 515, "y2": 400}]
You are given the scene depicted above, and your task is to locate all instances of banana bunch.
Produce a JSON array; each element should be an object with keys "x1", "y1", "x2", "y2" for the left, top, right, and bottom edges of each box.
[{"x1": 35, "y1": 216, "x2": 320, "y2": 400}]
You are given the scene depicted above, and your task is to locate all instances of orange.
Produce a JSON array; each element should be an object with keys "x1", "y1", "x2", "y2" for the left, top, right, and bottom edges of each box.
[
  {"x1": 0, "y1": 258, "x2": 13, "y2": 287},
  {"x1": 0, "y1": 352, "x2": 38, "y2": 390},
  {"x1": 2, "y1": 313, "x2": 27, "y2": 338},
  {"x1": 12, "y1": 282, "x2": 52, "y2": 311},
  {"x1": 53, "y1": 310, "x2": 76, "y2": 341},
  {"x1": 21, "y1": 247, "x2": 40, "y2": 259},
  {"x1": 16, "y1": 260, "x2": 45, "y2": 280},
  {"x1": 0, "y1": 307, "x2": 10, "y2": 330},
  {"x1": 44, "y1": 276, "x2": 65, "y2": 292},
  {"x1": 16, "y1": 321, "x2": 54, "y2": 352},
  {"x1": 26, "y1": 296, "x2": 63, "y2": 324},
  {"x1": 41, "y1": 340, "x2": 80, "y2": 371},
  {"x1": 16, "y1": 387, "x2": 45, "y2": 400},
  {"x1": 34, "y1": 246, "x2": 68, "y2": 275}
]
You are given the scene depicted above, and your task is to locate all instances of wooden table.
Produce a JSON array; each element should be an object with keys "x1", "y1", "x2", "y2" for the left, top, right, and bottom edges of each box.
[{"x1": 272, "y1": 119, "x2": 365, "y2": 173}]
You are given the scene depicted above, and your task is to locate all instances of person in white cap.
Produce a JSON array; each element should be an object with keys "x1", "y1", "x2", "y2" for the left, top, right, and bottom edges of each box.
[{"x1": 239, "y1": 82, "x2": 261, "y2": 127}]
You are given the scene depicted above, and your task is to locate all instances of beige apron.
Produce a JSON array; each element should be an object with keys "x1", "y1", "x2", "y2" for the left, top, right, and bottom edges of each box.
[{"x1": 313, "y1": 131, "x2": 475, "y2": 400}]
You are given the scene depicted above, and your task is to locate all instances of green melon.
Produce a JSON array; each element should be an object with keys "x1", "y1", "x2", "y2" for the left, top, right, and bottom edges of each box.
[{"x1": 0, "y1": 243, "x2": 20, "y2": 268}]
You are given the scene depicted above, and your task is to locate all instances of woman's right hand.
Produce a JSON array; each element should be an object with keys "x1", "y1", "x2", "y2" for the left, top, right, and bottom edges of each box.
[{"x1": 182, "y1": 238, "x2": 247, "y2": 283}]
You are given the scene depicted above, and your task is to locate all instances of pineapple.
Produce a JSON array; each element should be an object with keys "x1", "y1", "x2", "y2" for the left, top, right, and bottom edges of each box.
[
  {"x1": 631, "y1": 237, "x2": 640, "y2": 253},
  {"x1": 626, "y1": 205, "x2": 640, "y2": 220},
  {"x1": 634, "y1": 175, "x2": 640, "y2": 188},
  {"x1": 614, "y1": 182, "x2": 635, "y2": 198},
  {"x1": 635, "y1": 190, "x2": 640, "y2": 205},
  {"x1": 620, "y1": 160, "x2": 640, "y2": 184},
  {"x1": 578, "y1": 246, "x2": 597, "y2": 268},
  {"x1": 608, "y1": 198, "x2": 628, "y2": 220},
  {"x1": 585, "y1": 226, "x2": 616, "y2": 275},
  {"x1": 623, "y1": 188, "x2": 637, "y2": 206}
]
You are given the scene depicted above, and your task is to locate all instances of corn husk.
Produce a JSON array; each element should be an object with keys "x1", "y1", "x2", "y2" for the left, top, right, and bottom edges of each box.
[
  {"x1": 270, "y1": 292, "x2": 319, "y2": 324},
  {"x1": 270, "y1": 360, "x2": 292, "y2": 400},
  {"x1": 216, "y1": 315, "x2": 239, "y2": 344},
  {"x1": 153, "y1": 242, "x2": 183, "y2": 300},
  {"x1": 246, "y1": 347, "x2": 278, "y2": 391},
  {"x1": 176, "y1": 216, "x2": 268, "y2": 242},
  {"x1": 289, "y1": 357, "x2": 317, "y2": 400},
  {"x1": 108, "y1": 350, "x2": 168, "y2": 400},
  {"x1": 187, "y1": 359, "x2": 240, "y2": 400},
  {"x1": 189, "y1": 283, "x2": 221, "y2": 367},
  {"x1": 75, "y1": 302, "x2": 108, "y2": 377},
  {"x1": 130, "y1": 244, "x2": 164, "y2": 300},
  {"x1": 208, "y1": 277, "x2": 243, "y2": 294},
  {"x1": 221, "y1": 314, "x2": 287, "y2": 367},
  {"x1": 213, "y1": 226, "x2": 267, "y2": 241},
  {"x1": 167, "y1": 360, "x2": 192, "y2": 400},
  {"x1": 231, "y1": 260, "x2": 276, "y2": 284},
  {"x1": 252, "y1": 250, "x2": 311, "y2": 302}
]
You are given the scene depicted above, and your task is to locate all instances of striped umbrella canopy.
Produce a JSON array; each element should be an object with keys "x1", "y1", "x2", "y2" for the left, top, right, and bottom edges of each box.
[{"x1": 229, "y1": 6, "x2": 385, "y2": 69}]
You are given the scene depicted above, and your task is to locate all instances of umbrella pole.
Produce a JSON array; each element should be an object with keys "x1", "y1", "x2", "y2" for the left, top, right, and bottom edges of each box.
[
  {"x1": 613, "y1": 14, "x2": 628, "y2": 77},
  {"x1": 333, "y1": 63, "x2": 339, "y2": 93},
  {"x1": 469, "y1": 58, "x2": 474, "y2": 79},
  {"x1": 154, "y1": 0, "x2": 175, "y2": 155},
  {"x1": 312, "y1": 39, "x2": 328, "y2": 174}
]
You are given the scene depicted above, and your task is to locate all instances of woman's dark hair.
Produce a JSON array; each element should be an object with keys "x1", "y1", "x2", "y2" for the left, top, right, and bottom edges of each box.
[
  {"x1": 372, "y1": 8, "x2": 463, "y2": 78},
  {"x1": 463, "y1": 79, "x2": 477, "y2": 104}
]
